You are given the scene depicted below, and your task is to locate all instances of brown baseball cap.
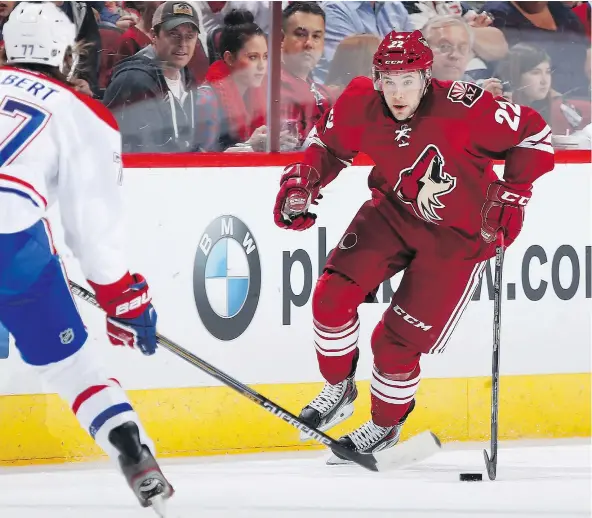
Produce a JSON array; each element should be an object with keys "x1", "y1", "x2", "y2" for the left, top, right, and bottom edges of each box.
[{"x1": 152, "y1": 2, "x2": 200, "y2": 31}]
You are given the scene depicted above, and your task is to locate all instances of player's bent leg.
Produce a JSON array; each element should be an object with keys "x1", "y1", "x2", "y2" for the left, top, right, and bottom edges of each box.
[
  {"x1": 299, "y1": 270, "x2": 367, "y2": 437},
  {"x1": 34, "y1": 343, "x2": 174, "y2": 508},
  {"x1": 312, "y1": 270, "x2": 366, "y2": 382},
  {"x1": 0, "y1": 242, "x2": 173, "y2": 511},
  {"x1": 334, "y1": 258, "x2": 486, "y2": 457},
  {"x1": 331, "y1": 320, "x2": 420, "y2": 458},
  {"x1": 370, "y1": 320, "x2": 421, "y2": 427}
]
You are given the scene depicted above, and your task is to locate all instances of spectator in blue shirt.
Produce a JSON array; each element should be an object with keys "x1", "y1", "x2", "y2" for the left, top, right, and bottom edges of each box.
[{"x1": 313, "y1": 1, "x2": 414, "y2": 83}]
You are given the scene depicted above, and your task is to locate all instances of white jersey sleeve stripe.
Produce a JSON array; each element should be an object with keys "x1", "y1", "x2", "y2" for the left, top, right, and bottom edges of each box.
[
  {"x1": 516, "y1": 125, "x2": 554, "y2": 154},
  {"x1": 0, "y1": 172, "x2": 47, "y2": 207}
]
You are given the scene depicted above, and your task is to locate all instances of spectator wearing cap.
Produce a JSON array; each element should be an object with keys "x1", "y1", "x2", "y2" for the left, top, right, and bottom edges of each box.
[
  {"x1": 111, "y1": 2, "x2": 209, "y2": 85},
  {"x1": 103, "y1": 1, "x2": 201, "y2": 152},
  {"x1": 280, "y1": 1, "x2": 333, "y2": 148}
]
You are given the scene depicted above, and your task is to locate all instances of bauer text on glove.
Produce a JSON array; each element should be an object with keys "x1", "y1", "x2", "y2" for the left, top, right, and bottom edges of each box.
[{"x1": 88, "y1": 272, "x2": 158, "y2": 355}]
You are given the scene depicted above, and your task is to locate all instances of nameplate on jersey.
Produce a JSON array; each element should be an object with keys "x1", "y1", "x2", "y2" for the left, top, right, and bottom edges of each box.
[{"x1": 446, "y1": 81, "x2": 484, "y2": 108}]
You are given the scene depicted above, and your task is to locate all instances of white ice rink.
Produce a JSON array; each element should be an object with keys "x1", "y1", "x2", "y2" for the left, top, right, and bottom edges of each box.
[{"x1": 0, "y1": 439, "x2": 589, "y2": 518}]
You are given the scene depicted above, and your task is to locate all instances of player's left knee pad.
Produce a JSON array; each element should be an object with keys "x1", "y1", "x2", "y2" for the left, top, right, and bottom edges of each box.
[
  {"x1": 32, "y1": 342, "x2": 154, "y2": 461},
  {"x1": 312, "y1": 270, "x2": 366, "y2": 328},
  {"x1": 312, "y1": 271, "x2": 366, "y2": 384},
  {"x1": 370, "y1": 320, "x2": 422, "y2": 426}
]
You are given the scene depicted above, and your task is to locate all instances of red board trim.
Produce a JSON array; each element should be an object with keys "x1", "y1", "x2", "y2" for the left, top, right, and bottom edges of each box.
[{"x1": 123, "y1": 150, "x2": 591, "y2": 169}]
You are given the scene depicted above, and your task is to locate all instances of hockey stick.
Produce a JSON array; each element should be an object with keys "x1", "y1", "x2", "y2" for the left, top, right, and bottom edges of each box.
[
  {"x1": 483, "y1": 231, "x2": 505, "y2": 480},
  {"x1": 68, "y1": 280, "x2": 379, "y2": 473}
]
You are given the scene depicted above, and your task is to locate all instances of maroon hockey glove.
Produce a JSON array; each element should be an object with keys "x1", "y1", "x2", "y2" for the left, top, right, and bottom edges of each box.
[
  {"x1": 481, "y1": 181, "x2": 532, "y2": 247},
  {"x1": 273, "y1": 163, "x2": 321, "y2": 231},
  {"x1": 88, "y1": 272, "x2": 157, "y2": 355}
]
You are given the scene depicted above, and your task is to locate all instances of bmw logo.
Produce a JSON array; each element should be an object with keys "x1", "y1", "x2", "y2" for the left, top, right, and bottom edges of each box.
[{"x1": 193, "y1": 215, "x2": 261, "y2": 341}]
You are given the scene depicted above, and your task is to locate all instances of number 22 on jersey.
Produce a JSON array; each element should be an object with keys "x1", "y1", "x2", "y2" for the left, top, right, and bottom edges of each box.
[{"x1": 495, "y1": 100, "x2": 521, "y2": 131}]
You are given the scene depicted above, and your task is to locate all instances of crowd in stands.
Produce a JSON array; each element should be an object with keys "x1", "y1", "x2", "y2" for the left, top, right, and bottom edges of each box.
[{"x1": 0, "y1": 1, "x2": 590, "y2": 152}]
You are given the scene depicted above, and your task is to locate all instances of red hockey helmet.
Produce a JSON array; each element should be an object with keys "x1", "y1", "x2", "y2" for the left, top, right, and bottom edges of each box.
[{"x1": 372, "y1": 30, "x2": 434, "y2": 91}]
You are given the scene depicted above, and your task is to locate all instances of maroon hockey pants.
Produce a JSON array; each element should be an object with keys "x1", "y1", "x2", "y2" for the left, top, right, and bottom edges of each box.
[{"x1": 312, "y1": 200, "x2": 485, "y2": 426}]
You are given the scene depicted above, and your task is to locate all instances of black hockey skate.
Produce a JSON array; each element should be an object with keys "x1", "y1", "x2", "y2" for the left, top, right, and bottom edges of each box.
[
  {"x1": 298, "y1": 352, "x2": 359, "y2": 441},
  {"x1": 108, "y1": 422, "x2": 174, "y2": 517},
  {"x1": 327, "y1": 400, "x2": 416, "y2": 465}
]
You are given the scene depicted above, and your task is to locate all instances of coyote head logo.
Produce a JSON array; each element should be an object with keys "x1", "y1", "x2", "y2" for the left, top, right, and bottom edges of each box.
[{"x1": 394, "y1": 145, "x2": 456, "y2": 224}]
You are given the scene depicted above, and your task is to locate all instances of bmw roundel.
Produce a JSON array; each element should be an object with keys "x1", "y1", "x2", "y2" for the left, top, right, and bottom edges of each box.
[{"x1": 193, "y1": 215, "x2": 261, "y2": 341}]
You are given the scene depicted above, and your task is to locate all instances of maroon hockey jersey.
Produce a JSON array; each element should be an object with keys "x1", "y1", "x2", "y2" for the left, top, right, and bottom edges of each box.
[{"x1": 303, "y1": 77, "x2": 555, "y2": 244}]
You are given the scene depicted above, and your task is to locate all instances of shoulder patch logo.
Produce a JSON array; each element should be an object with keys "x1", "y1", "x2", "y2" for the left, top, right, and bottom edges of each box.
[{"x1": 447, "y1": 81, "x2": 484, "y2": 108}]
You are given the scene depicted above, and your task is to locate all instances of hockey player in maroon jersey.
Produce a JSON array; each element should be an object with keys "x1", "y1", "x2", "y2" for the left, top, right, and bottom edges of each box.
[{"x1": 273, "y1": 30, "x2": 554, "y2": 459}]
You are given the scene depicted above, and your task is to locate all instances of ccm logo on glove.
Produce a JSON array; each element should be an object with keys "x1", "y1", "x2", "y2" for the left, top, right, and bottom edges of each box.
[{"x1": 499, "y1": 191, "x2": 530, "y2": 206}]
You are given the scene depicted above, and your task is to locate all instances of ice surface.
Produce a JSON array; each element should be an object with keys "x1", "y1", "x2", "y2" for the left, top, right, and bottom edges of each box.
[{"x1": 0, "y1": 439, "x2": 589, "y2": 518}]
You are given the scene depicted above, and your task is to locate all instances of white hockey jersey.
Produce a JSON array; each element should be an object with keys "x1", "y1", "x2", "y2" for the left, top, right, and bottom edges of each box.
[{"x1": 0, "y1": 66, "x2": 128, "y2": 285}]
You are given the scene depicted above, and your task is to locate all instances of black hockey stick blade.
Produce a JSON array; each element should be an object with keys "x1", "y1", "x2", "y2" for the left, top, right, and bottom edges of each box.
[
  {"x1": 483, "y1": 449, "x2": 497, "y2": 480},
  {"x1": 68, "y1": 280, "x2": 378, "y2": 473}
]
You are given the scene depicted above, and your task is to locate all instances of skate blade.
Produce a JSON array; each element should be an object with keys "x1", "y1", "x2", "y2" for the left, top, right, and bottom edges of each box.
[
  {"x1": 150, "y1": 494, "x2": 167, "y2": 517},
  {"x1": 326, "y1": 430, "x2": 441, "y2": 471},
  {"x1": 299, "y1": 402, "x2": 354, "y2": 442}
]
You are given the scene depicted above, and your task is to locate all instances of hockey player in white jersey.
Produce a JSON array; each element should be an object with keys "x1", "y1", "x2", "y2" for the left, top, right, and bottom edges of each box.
[{"x1": 0, "y1": 3, "x2": 173, "y2": 515}]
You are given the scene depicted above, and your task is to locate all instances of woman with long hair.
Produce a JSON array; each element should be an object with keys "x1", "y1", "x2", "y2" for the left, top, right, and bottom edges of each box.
[
  {"x1": 195, "y1": 9, "x2": 270, "y2": 151},
  {"x1": 495, "y1": 43, "x2": 590, "y2": 136}
]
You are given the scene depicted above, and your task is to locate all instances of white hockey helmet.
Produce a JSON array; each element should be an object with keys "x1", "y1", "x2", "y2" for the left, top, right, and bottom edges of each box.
[{"x1": 3, "y1": 2, "x2": 76, "y2": 69}]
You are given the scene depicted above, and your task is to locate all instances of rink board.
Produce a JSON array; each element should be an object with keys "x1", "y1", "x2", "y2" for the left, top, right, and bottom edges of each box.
[
  {"x1": 0, "y1": 372, "x2": 589, "y2": 464},
  {"x1": 0, "y1": 151, "x2": 589, "y2": 464}
]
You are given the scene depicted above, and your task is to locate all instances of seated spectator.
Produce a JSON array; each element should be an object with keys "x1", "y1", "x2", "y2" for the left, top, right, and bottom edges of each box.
[
  {"x1": 404, "y1": 1, "x2": 508, "y2": 79},
  {"x1": 115, "y1": 1, "x2": 159, "y2": 59},
  {"x1": 403, "y1": 0, "x2": 464, "y2": 29},
  {"x1": 195, "y1": 10, "x2": 273, "y2": 152},
  {"x1": 313, "y1": 1, "x2": 414, "y2": 83},
  {"x1": 194, "y1": 1, "x2": 275, "y2": 38},
  {"x1": 325, "y1": 34, "x2": 381, "y2": 98},
  {"x1": 487, "y1": 1, "x2": 590, "y2": 97},
  {"x1": 56, "y1": 1, "x2": 102, "y2": 97},
  {"x1": 570, "y1": 1, "x2": 591, "y2": 40},
  {"x1": 495, "y1": 43, "x2": 591, "y2": 136},
  {"x1": 96, "y1": 13, "x2": 124, "y2": 95},
  {"x1": 280, "y1": 2, "x2": 332, "y2": 147},
  {"x1": 112, "y1": 1, "x2": 209, "y2": 85},
  {"x1": 103, "y1": 1, "x2": 200, "y2": 152},
  {"x1": 100, "y1": 1, "x2": 138, "y2": 30},
  {"x1": 422, "y1": 15, "x2": 504, "y2": 96}
]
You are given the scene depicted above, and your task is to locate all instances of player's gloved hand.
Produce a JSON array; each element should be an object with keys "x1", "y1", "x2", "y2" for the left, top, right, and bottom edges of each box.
[
  {"x1": 480, "y1": 181, "x2": 532, "y2": 247},
  {"x1": 273, "y1": 163, "x2": 321, "y2": 231},
  {"x1": 88, "y1": 273, "x2": 157, "y2": 356}
]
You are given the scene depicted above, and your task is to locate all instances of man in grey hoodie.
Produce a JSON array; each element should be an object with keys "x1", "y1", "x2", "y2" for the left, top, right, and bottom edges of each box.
[{"x1": 103, "y1": 1, "x2": 200, "y2": 153}]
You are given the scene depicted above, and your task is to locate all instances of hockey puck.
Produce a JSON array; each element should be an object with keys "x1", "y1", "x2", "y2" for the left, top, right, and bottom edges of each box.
[{"x1": 459, "y1": 473, "x2": 483, "y2": 481}]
